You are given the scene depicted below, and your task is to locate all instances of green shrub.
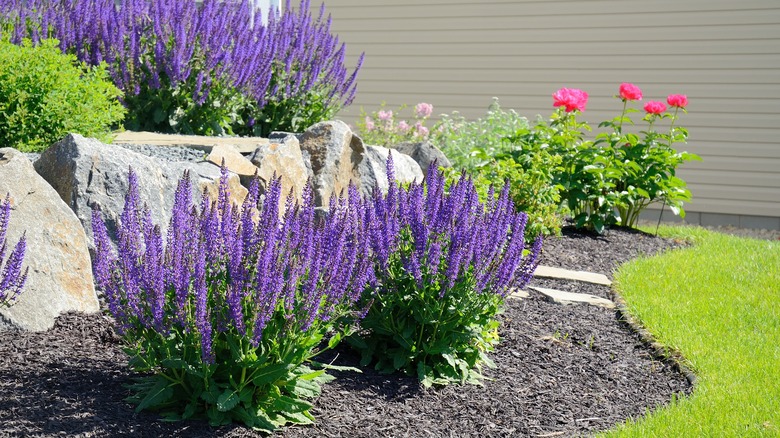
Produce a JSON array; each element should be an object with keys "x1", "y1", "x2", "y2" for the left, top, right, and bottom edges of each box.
[
  {"x1": 0, "y1": 38, "x2": 125, "y2": 152},
  {"x1": 443, "y1": 150, "x2": 563, "y2": 240},
  {"x1": 430, "y1": 98, "x2": 530, "y2": 168},
  {"x1": 434, "y1": 99, "x2": 563, "y2": 238}
]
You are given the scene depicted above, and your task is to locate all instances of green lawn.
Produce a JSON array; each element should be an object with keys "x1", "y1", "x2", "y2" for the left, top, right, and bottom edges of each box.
[{"x1": 601, "y1": 226, "x2": 780, "y2": 437}]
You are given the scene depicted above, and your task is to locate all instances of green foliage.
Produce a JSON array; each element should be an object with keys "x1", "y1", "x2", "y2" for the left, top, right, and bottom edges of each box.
[
  {"x1": 431, "y1": 98, "x2": 530, "y2": 168},
  {"x1": 513, "y1": 103, "x2": 701, "y2": 234},
  {"x1": 442, "y1": 152, "x2": 563, "y2": 239},
  {"x1": 0, "y1": 38, "x2": 125, "y2": 152},
  {"x1": 435, "y1": 99, "x2": 563, "y2": 238},
  {"x1": 351, "y1": 236, "x2": 502, "y2": 387},
  {"x1": 124, "y1": 74, "x2": 251, "y2": 137},
  {"x1": 122, "y1": 321, "x2": 344, "y2": 432}
]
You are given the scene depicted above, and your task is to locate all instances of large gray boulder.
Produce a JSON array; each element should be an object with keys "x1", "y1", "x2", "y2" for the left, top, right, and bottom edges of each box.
[
  {"x1": 391, "y1": 141, "x2": 452, "y2": 176},
  {"x1": 247, "y1": 133, "x2": 312, "y2": 210},
  {"x1": 299, "y1": 121, "x2": 364, "y2": 207},
  {"x1": 0, "y1": 148, "x2": 99, "y2": 331},
  {"x1": 34, "y1": 134, "x2": 246, "y2": 248},
  {"x1": 359, "y1": 146, "x2": 424, "y2": 197}
]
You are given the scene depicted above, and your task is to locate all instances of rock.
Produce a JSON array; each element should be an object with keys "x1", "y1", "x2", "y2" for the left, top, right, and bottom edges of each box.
[
  {"x1": 529, "y1": 286, "x2": 616, "y2": 309},
  {"x1": 179, "y1": 161, "x2": 249, "y2": 210},
  {"x1": 0, "y1": 148, "x2": 99, "y2": 331},
  {"x1": 391, "y1": 141, "x2": 452, "y2": 176},
  {"x1": 34, "y1": 134, "x2": 246, "y2": 249},
  {"x1": 206, "y1": 144, "x2": 260, "y2": 178},
  {"x1": 113, "y1": 130, "x2": 269, "y2": 154},
  {"x1": 299, "y1": 121, "x2": 364, "y2": 207},
  {"x1": 533, "y1": 265, "x2": 612, "y2": 286},
  {"x1": 359, "y1": 145, "x2": 424, "y2": 197},
  {"x1": 507, "y1": 289, "x2": 530, "y2": 300},
  {"x1": 247, "y1": 133, "x2": 311, "y2": 210}
]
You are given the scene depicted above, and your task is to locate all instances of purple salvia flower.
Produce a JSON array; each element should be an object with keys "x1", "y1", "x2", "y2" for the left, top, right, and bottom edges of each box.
[
  {"x1": 194, "y1": 243, "x2": 213, "y2": 363},
  {"x1": 0, "y1": 231, "x2": 27, "y2": 305}
]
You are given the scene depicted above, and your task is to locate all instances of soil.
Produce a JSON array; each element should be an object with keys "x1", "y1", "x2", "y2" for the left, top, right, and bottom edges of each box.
[{"x1": 0, "y1": 226, "x2": 692, "y2": 437}]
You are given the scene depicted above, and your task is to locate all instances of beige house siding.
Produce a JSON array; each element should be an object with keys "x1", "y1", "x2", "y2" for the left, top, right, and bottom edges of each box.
[{"x1": 313, "y1": 0, "x2": 780, "y2": 229}]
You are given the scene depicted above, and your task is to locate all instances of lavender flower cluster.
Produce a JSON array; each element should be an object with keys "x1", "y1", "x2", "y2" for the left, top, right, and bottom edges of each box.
[
  {"x1": 369, "y1": 154, "x2": 542, "y2": 298},
  {"x1": 0, "y1": 194, "x2": 27, "y2": 307},
  {"x1": 0, "y1": 0, "x2": 363, "y2": 134},
  {"x1": 91, "y1": 168, "x2": 373, "y2": 363}
]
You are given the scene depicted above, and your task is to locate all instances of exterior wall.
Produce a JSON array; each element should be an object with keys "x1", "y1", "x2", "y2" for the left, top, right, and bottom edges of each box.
[{"x1": 313, "y1": 0, "x2": 780, "y2": 228}]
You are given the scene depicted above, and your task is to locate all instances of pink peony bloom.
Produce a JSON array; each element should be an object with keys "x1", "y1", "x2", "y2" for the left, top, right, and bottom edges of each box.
[
  {"x1": 415, "y1": 102, "x2": 433, "y2": 118},
  {"x1": 398, "y1": 120, "x2": 410, "y2": 132},
  {"x1": 619, "y1": 83, "x2": 643, "y2": 101},
  {"x1": 552, "y1": 87, "x2": 588, "y2": 112},
  {"x1": 364, "y1": 116, "x2": 375, "y2": 131},
  {"x1": 377, "y1": 110, "x2": 393, "y2": 122},
  {"x1": 666, "y1": 94, "x2": 688, "y2": 108},
  {"x1": 644, "y1": 101, "x2": 667, "y2": 115}
]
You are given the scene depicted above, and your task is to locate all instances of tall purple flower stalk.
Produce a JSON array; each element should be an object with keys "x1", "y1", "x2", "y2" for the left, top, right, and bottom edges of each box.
[
  {"x1": 0, "y1": 0, "x2": 363, "y2": 134},
  {"x1": 0, "y1": 194, "x2": 28, "y2": 307},
  {"x1": 91, "y1": 168, "x2": 372, "y2": 363},
  {"x1": 368, "y1": 154, "x2": 542, "y2": 298}
]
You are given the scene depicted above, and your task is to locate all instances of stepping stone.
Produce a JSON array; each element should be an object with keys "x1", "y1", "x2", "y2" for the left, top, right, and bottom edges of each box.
[
  {"x1": 533, "y1": 265, "x2": 612, "y2": 286},
  {"x1": 529, "y1": 287, "x2": 615, "y2": 309},
  {"x1": 507, "y1": 289, "x2": 530, "y2": 300}
]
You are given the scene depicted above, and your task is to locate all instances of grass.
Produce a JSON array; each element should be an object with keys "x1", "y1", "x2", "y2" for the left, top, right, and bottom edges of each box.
[{"x1": 600, "y1": 225, "x2": 780, "y2": 437}]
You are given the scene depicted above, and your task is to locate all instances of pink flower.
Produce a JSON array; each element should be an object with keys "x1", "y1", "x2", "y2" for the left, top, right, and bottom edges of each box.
[
  {"x1": 552, "y1": 87, "x2": 588, "y2": 112},
  {"x1": 377, "y1": 110, "x2": 393, "y2": 122},
  {"x1": 666, "y1": 94, "x2": 688, "y2": 108},
  {"x1": 415, "y1": 103, "x2": 433, "y2": 118},
  {"x1": 364, "y1": 116, "x2": 375, "y2": 131},
  {"x1": 644, "y1": 101, "x2": 667, "y2": 115},
  {"x1": 619, "y1": 83, "x2": 643, "y2": 101},
  {"x1": 398, "y1": 120, "x2": 410, "y2": 132},
  {"x1": 414, "y1": 122, "x2": 429, "y2": 138}
]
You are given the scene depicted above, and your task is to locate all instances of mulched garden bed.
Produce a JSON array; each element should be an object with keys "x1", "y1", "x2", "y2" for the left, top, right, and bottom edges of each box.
[{"x1": 0, "y1": 226, "x2": 692, "y2": 437}]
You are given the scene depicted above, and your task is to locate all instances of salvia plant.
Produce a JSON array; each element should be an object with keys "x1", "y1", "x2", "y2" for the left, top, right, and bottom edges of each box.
[
  {"x1": 0, "y1": 194, "x2": 28, "y2": 307},
  {"x1": 350, "y1": 154, "x2": 543, "y2": 387},
  {"x1": 91, "y1": 168, "x2": 373, "y2": 431},
  {"x1": 0, "y1": 0, "x2": 363, "y2": 137}
]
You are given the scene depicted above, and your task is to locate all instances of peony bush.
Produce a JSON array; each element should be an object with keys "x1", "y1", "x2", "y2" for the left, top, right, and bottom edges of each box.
[{"x1": 509, "y1": 83, "x2": 700, "y2": 233}]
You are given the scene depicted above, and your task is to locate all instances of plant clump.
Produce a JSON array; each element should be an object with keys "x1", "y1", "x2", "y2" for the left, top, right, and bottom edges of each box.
[
  {"x1": 350, "y1": 154, "x2": 542, "y2": 387},
  {"x1": 0, "y1": 0, "x2": 363, "y2": 137},
  {"x1": 91, "y1": 168, "x2": 373, "y2": 431},
  {"x1": 0, "y1": 38, "x2": 125, "y2": 152}
]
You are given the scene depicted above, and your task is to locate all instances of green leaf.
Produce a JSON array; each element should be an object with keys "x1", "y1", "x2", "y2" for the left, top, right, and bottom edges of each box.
[
  {"x1": 283, "y1": 410, "x2": 315, "y2": 425},
  {"x1": 297, "y1": 368, "x2": 326, "y2": 381},
  {"x1": 310, "y1": 361, "x2": 363, "y2": 374},
  {"x1": 216, "y1": 389, "x2": 240, "y2": 412},
  {"x1": 182, "y1": 401, "x2": 198, "y2": 420},
  {"x1": 393, "y1": 353, "x2": 408, "y2": 371},
  {"x1": 272, "y1": 395, "x2": 313, "y2": 414},
  {"x1": 135, "y1": 377, "x2": 174, "y2": 412},
  {"x1": 327, "y1": 332, "x2": 342, "y2": 350},
  {"x1": 251, "y1": 362, "x2": 293, "y2": 387},
  {"x1": 286, "y1": 377, "x2": 322, "y2": 399},
  {"x1": 200, "y1": 382, "x2": 221, "y2": 404}
]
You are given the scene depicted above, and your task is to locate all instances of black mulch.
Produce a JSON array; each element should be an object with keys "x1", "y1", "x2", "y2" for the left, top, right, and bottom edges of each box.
[{"x1": 0, "y1": 226, "x2": 692, "y2": 437}]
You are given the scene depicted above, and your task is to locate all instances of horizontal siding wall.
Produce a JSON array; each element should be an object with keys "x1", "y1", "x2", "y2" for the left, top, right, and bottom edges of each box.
[{"x1": 310, "y1": 0, "x2": 780, "y2": 220}]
